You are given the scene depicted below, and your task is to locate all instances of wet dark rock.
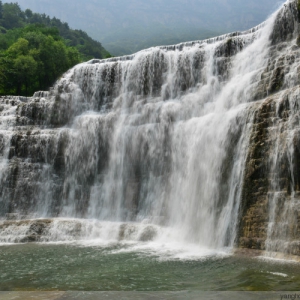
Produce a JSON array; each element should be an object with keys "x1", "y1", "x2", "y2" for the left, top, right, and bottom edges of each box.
[
  {"x1": 19, "y1": 235, "x2": 40, "y2": 243},
  {"x1": 0, "y1": 219, "x2": 52, "y2": 243},
  {"x1": 5, "y1": 213, "x2": 19, "y2": 220},
  {"x1": 139, "y1": 226, "x2": 157, "y2": 242},
  {"x1": 270, "y1": 0, "x2": 298, "y2": 45},
  {"x1": 238, "y1": 90, "x2": 300, "y2": 255}
]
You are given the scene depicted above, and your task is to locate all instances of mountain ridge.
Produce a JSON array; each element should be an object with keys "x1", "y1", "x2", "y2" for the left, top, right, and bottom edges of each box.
[{"x1": 3, "y1": 0, "x2": 283, "y2": 56}]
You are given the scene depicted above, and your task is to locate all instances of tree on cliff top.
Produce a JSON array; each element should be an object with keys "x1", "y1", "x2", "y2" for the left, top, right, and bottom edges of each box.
[
  {"x1": 0, "y1": 24, "x2": 81, "y2": 96},
  {"x1": 0, "y1": 1, "x2": 3, "y2": 19},
  {"x1": 0, "y1": 2, "x2": 111, "y2": 60},
  {"x1": 0, "y1": 2, "x2": 111, "y2": 96},
  {"x1": 0, "y1": 2, "x2": 24, "y2": 29}
]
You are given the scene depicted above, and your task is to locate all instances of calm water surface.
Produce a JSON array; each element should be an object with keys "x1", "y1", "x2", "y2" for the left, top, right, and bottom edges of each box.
[{"x1": 0, "y1": 243, "x2": 300, "y2": 291}]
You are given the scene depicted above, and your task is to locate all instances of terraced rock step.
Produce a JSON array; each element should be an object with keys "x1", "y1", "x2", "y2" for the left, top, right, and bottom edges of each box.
[{"x1": 0, "y1": 218, "x2": 158, "y2": 243}]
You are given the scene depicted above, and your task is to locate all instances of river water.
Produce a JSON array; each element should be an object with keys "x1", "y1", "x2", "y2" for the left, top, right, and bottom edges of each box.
[{"x1": 0, "y1": 242, "x2": 300, "y2": 291}]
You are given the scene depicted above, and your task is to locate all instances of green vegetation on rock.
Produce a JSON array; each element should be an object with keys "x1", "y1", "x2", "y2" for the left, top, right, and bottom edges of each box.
[{"x1": 0, "y1": 2, "x2": 111, "y2": 96}]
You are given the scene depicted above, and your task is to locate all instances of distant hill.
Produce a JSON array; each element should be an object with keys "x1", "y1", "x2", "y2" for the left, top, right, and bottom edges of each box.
[{"x1": 4, "y1": 0, "x2": 284, "y2": 56}]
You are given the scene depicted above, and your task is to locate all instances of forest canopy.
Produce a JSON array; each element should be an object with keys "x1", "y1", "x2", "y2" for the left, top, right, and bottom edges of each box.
[{"x1": 0, "y1": 1, "x2": 111, "y2": 96}]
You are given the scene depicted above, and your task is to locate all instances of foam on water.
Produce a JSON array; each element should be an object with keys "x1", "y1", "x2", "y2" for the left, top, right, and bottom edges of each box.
[
  {"x1": 0, "y1": 217, "x2": 231, "y2": 259},
  {"x1": 269, "y1": 272, "x2": 289, "y2": 277}
]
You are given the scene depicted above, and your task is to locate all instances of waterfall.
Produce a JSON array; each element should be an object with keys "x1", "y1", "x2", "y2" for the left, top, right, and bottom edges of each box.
[{"x1": 0, "y1": 0, "x2": 299, "y2": 254}]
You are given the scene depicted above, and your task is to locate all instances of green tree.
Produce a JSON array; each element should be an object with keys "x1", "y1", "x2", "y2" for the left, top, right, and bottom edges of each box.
[
  {"x1": 13, "y1": 54, "x2": 38, "y2": 95},
  {"x1": 0, "y1": 4, "x2": 110, "y2": 96},
  {"x1": 0, "y1": 56, "x2": 16, "y2": 94},
  {"x1": 0, "y1": 37, "x2": 35, "y2": 95},
  {"x1": 0, "y1": 1, "x2": 3, "y2": 20},
  {"x1": 2, "y1": 3, "x2": 24, "y2": 29},
  {"x1": 7, "y1": 37, "x2": 29, "y2": 56},
  {"x1": 0, "y1": 25, "x2": 83, "y2": 95},
  {"x1": 24, "y1": 9, "x2": 33, "y2": 20}
]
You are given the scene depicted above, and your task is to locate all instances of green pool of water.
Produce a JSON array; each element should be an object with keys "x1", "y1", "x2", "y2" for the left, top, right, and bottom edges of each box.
[{"x1": 0, "y1": 243, "x2": 300, "y2": 291}]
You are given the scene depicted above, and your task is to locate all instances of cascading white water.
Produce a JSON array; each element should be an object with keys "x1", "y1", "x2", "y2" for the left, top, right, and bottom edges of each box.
[
  {"x1": 0, "y1": 0, "x2": 298, "y2": 254},
  {"x1": 0, "y1": 98, "x2": 18, "y2": 204},
  {"x1": 58, "y1": 6, "x2": 277, "y2": 248}
]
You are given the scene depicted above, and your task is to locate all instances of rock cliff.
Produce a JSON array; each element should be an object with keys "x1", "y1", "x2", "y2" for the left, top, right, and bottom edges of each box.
[{"x1": 0, "y1": 0, "x2": 300, "y2": 255}]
